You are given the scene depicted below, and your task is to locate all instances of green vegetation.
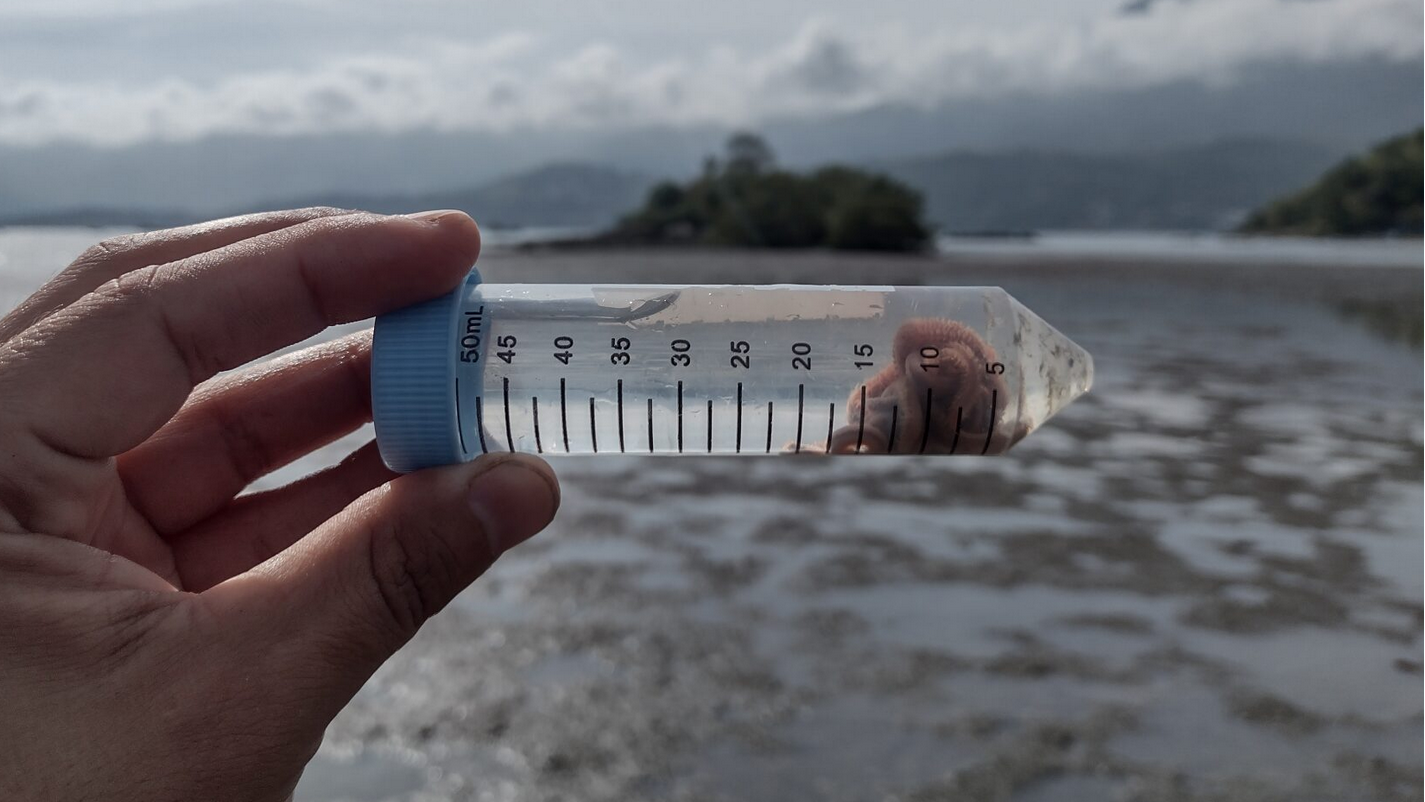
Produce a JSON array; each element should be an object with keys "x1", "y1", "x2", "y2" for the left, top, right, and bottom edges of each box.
[
  {"x1": 1239, "y1": 130, "x2": 1422, "y2": 236},
  {"x1": 1334, "y1": 297, "x2": 1423, "y2": 350},
  {"x1": 604, "y1": 133, "x2": 930, "y2": 251}
]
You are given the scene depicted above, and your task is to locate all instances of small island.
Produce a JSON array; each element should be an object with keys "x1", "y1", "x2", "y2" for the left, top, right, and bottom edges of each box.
[
  {"x1": 1239, "y1": 129, "x2": 1422, "y2": 237},
  {"x1": 593, "y1": 133, "x2": 931, "y2": 252}
]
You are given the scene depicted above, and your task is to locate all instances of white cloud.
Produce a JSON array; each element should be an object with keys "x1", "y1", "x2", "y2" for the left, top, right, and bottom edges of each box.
[
  {"x1": 0, "y1": 0, "x2": 227, "y2": 16},
  {"x1": 0, "y1": 0, "x2": 1418, "y2": 146}
]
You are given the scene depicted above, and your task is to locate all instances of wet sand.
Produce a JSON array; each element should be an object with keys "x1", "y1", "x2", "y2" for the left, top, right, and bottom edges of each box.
[
  {"x1": 291, "y1": 250, "x2": 1422, "y2": 802},
  {"x1": 1, "y1": 234, "x2": 1418, "y2": 802}
]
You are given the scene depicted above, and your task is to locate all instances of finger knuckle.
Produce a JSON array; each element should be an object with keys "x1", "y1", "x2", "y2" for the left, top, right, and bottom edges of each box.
[
  {"x1": 95, "y1": 263, "x2": 162, "y2": 303},
  {"x1": 94, "y1": 266, "x2": 213, "y2": 382},
  {"x1": 302, "y1": 205, "x2": 358, "y2": 217},
  {"x1": 73, "y1": 234, "x2": 141, "y2": 268},
  {"x1": 310, "y1": 209, "x2": 384, "y2": 233},
  {"x1": 273, "y1": 211, "x2": 382, "y2": 254},
  {"x1": 366, "y1": 516, "x2": 465, "y2": 642},
  {"x1": 202, "y1": 397, "x2": 281, "y2": 487}
]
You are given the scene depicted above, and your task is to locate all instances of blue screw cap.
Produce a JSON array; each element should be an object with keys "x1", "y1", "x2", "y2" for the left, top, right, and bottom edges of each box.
[{"x1": 372, "y1": 268, "x2": 482, "y2": 472}]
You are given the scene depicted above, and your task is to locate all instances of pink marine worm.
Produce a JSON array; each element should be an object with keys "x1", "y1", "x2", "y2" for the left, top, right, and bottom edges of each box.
[{"x1": 824, "y1": 318, "x2": 1015, "y2": 455}]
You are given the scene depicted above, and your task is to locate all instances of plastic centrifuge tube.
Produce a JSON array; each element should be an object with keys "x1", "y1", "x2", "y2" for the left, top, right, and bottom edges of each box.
[{"x1": 371, "y1": 270, "x2": 1092, "y2": 471}]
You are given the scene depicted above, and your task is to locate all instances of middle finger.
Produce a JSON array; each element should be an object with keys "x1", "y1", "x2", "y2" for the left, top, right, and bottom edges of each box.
[{"x1": 118, "y1": 332, "x2": 376, "y2": 536}]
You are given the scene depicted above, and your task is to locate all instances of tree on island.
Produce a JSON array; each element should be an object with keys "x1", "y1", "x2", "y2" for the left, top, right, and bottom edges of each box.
[
  {"x1": 1239, "y1": 129, "x2": 1422, "y2": 237},
  {"x1": 604, "y1": 133, "x2": 931, "y2": 251}
]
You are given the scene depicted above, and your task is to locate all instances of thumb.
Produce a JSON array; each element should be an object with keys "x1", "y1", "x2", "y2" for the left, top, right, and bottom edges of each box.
[{"x1": 208, "y1": 453, "x2": 559, "y2": 705}]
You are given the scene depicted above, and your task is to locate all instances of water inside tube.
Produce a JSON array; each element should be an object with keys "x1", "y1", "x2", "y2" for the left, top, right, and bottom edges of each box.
[{"x1": 454, "y1": 284, "x2": 1092, "y2": 456}]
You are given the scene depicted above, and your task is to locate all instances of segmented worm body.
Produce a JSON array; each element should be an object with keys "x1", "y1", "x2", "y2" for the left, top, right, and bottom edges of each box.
[{"x1": 827, "y1": 318, "x2": 1011, "y2": 454}]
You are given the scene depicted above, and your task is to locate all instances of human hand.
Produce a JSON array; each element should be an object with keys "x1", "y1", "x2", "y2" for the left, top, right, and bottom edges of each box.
[{"x1": 0, "y1": 209, "x2": 560, "y2": 801}]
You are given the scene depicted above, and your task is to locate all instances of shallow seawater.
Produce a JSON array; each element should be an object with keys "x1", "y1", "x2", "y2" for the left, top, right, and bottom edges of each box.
[{"x1": 0, "y1": 231, "x2": 1419, "y2": 802}]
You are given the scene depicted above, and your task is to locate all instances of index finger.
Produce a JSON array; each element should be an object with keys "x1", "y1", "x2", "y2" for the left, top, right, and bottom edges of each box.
[
  {"x1": 0, "y1": 207, "x2": 357, "y2": 345},
  {"x1": 0, "y1": 210, "x2": 479, "y2": 459}
]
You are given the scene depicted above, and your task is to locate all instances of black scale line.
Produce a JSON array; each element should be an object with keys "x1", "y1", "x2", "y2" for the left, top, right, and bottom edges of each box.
[
  {"x1": 826, "y1": 402, "x2": 835, "y2": 453},
  {"x1": 454, "y1": 378, "x2": 468, "y2": 453},
  {"x1": 589, "y1": 397, "x2": 599, "y2": 453},
  {"x1": 502, "y1": 377, "x2": 514, "y2": 452},
  {"x1": 950, "y1": 406, "x2": 963, "y2": 454},
  {"x1": 856, "y1": 385, "x2": 867, "y2": 453},
  {"x1": 677, "y1": 380, "x2": 684, "y2": 453},
  {"x1": 559, "y1": 378, "x2": 570, "y2": 452},
  {"x1": 617, "y1": 379, "x2": 626, "y2": 453},
  {"x1": 765, "y1": 402, "x2": 774, "y2": 454},
  {"x1": 475, "y1": 397, "x2": 489, "y2": 454},
  {"x1": 647, "y1": 398, "x2": 654, "y2": 454},
  {"x1": 532, "y1": 396, "x2": 544, "y2": 454},
  {"x1": 706, "y1": 400, "x2": 713, "y2": 453},
  {"x1": 918, "y1": 388, "x2": 934, "y2": 455},
  {"x1": 735, "y1": 382, "x2": 743, "y2": 453},
  {"x1": 981, "y1": 389, "x2": 998, "y2": 455},
  {"x1": 794, "y1": 384, "x2": 805, "y2": 453},
  {"x1": 886, "y1": 405, "x2": 900, "y2": 453}
]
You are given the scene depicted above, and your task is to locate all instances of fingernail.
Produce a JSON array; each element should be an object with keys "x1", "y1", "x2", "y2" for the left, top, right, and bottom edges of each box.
[
  {"x1": 467, "y1": 457, "x2": 560, "y2": 555},
  {"x1": 406, "y1": 209, "x2": 466, "y2": 223}
]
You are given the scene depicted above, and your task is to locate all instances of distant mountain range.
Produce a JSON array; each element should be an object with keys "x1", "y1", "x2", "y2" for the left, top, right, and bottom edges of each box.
[
  {"x1": 879, "y1": 139, "x2": 1344, "y2": 232},
  {"x1": 0, "y1": 137, "x2": 1352, "y2": 234},
  {"x1": 267, "y1": 162, "x2": 656, "y2": 229},
  {"x1": 0, "y1": 57, "x2": 1416, "y2": 224}
]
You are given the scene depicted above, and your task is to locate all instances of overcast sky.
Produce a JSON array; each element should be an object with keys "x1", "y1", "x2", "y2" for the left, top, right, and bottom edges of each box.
[{"x1": 0, "y1": 0, "x2": 1419, "y2": 147}]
